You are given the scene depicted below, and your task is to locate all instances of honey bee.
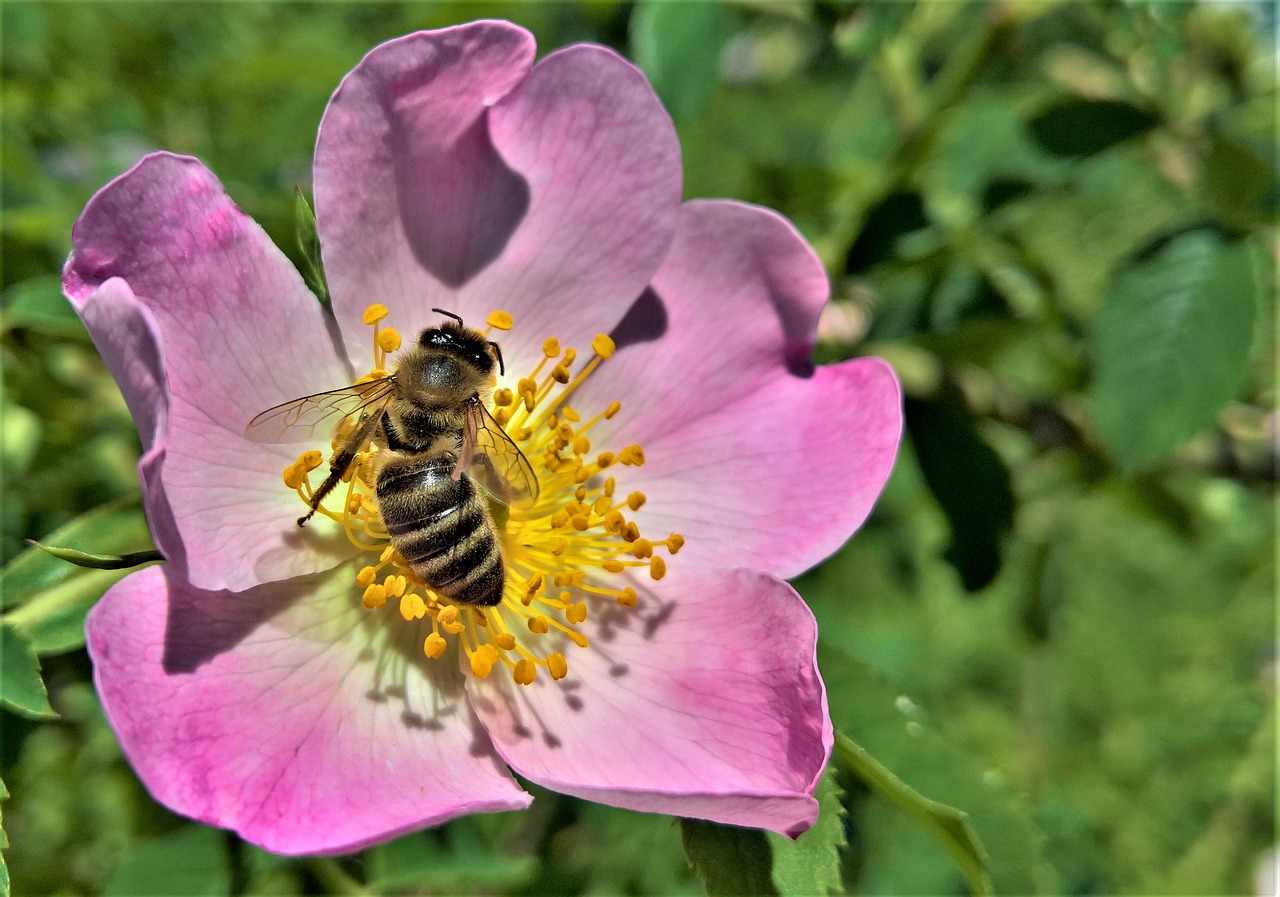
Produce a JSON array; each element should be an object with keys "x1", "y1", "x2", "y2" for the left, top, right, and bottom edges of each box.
[{"x1": 246, "y1": 309, "x2": 538, "y2": 606}]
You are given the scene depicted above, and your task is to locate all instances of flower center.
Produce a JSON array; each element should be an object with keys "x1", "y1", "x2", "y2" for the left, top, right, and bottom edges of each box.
[{"x1": 282, "y1": 305, "x2": 683, "y2": 685}]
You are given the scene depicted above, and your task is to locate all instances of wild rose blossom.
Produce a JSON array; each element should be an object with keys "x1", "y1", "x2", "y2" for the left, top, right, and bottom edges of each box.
[{"x1": 61, "y1": 21, "x2": 902, "y2": 855}]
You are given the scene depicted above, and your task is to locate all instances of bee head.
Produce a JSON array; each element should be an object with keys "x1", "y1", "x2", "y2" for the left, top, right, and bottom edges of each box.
[{"x1": 419, "y1": 309, "x2": 505, "y2": 376}]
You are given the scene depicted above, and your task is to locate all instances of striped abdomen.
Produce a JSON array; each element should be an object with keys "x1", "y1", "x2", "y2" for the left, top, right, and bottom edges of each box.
[{"x1": 375, "y1": 452, "x2": 505, "y2": 606}]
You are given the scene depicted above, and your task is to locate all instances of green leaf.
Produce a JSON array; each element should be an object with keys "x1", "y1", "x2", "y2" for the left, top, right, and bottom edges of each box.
[
  {"x1": 104, "y1": 826, "x2": 230, "y2": 897},
  {"x1": 905, "y1": 395, "x2": 1014, "y2": 591},
  {"x1": 821, "y1": 650, "x2": 1052, "y2": 894},
  {"x1": 631, "y1": 0, "x2": 731, "y2": 122},
  {"x1": 1090, "y1": 230, "x2": 1260, "y2": 468},
  {"x1": 0, "y1": 622, "x2": 56, "y2": 719},
  {"x1": 769, "y1": 766, "x2": 847, "y2": 896},
  {"x1": 680, "y1": 819, "x2": 779, "y2": 897},
  {"x1": 366, "y1": 817, "x2": 536, "y2": 892},
  {"x1": 2, "y1": 500, "x2": 154, "y2": 654},
  {"x1": 836, "y1": 732, "x2": 990, "y2": 896},
  {"x1": 294, "y1": 187, "x2": 329, "y2": 305},
  {"x1": 1027, "y1": 99, "x2": 1159, "y2": 157},
  {"x1": 1, "y1": 275, "x2": 87, "y2": 339}
]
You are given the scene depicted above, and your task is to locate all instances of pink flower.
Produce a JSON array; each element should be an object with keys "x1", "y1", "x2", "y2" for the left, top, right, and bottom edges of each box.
[{"x1": 61, "y1": 21, "x2": 901, "y2": 855}]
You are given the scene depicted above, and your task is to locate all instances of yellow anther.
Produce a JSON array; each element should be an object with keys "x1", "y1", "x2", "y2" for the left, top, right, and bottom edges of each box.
[
  {"x1": 603, "y1": 559, "x2": 625, "y2": 573},
  {"x1": 604, "y1": 477, "x2": 616, "y2": 497},
  {"x1": 564, "y1": 348, "x2": 577, "y2": 365},
  {"x1": 356, "y1": 566, "x2": 378, "y2": 588},
  {"x1": 568, "y1": 631, "x2": 590, "y2": 648},
  {"x1": 667, "y1": 533, "x2": 686, "y2": 554},
  {"x1": 380, "y1": 545, "x2": 397, "y2": 563},
  {"x1": 542, "y1": 337, "x2": 561, "y2": 358},
  {"x1": 528, "y1": 616, "x2": 550, "y2": 634},
  {"x1": 556, "y1": 423, "x2": 575, "y2": 442},
  {"x1": 470, "y1": 649, "x2": 496, "y2": 679},
  {"x1": 593, "y1": 496, "x2": 612, "y2": 515},
  {"x1": 362, "y1": 584, "x2": 387, "y2": 609},
  {"x1": 552, "y1": 364, "x2": 572, "y2": 384},
  {"x1": 298, "y1": 450, "x2": 324, "y2": 471},
  {"x1": 486, "y1": 310, "x2": 514, "y2": 331},
  {"x1": 617, "y1": 587, "x2": 637, "y2": 607},
  {"x1": 283, "y1": 463, "x2": 306, "y2": 490},
  {"x1": 649, "y1": 556, "x2": 667, "y2": 580},
  {"x1": 562, "y1": 406, "x2": 581, "y2": 422},
  {"x1": 550, "y1": 510, "x2": 570, "y2": 529},
  {"x1": 627, "y1": 492, "x2": 647, "y2": 511},
  {"x1": 345, "y1": 494, "x2": 363, "y2": 514},
  {"x1": 572, "y1": 515, "x2": 590, "y2": 531},
  {"x1": 423, "y1": 632, "x2": 448, "y2": 659},
  {"x1": 558, "y1": 590, "x2": 572, "y2": 605},
  {"x1": 513, "y1": 659, "x2": 537, "y2": 685},
  {"x1": 553, "y1": 572, "x2": 573, "y2": 587},
  {"x1": 565, "y1": 602, "x2": 588, "y2": 624},
  {"x1": 596, "y1": 452, "x2": 615, "y2": 468},
  {"x1": 591, "y1": 333, "x2": 616, "y2": 358},
  {"x1": 526, "y1": 573, "x2": 544, "y2": 594},
  {"x1": 605, "y1": 401, "x2": 622, "y2": 419},
  {"x1": 493, "y1": 388, "x2": 514, "y2": 407},
  {"x1": 362, "y1": 304, "x2": 389, "y2": 325},
  {"x1": 493, "y1": 633, "x2": 517, "y2": 651},
  {"x1": 547, "y1": 653, "x2": 569, "y2": 680},
  {"x1": 438, "y1": 606, "x2": 459, "y2": 625},
  {"x1": 550, "y1": 537, "x2": 568, "y2": 556},
  {"x1": 632, "y1": 538, "x2": 653, "y2": 559},
  {"x1": 396, "y1": 591, "x2": 417, "y2": 619},
  {"x1": 623, "y1": 522, "x2": 641, "y2": 542},
  {"x1": 377, "y1": 328, "x2": 402, "y2": 352},
  {"x1": 619, "y1": 445, "x2": 646, "y2": 466},
  {"x1": 573, "y1": 436, "x2": 591, "y2": 455},
  {"x1": 604, "y1": 510, "x2": 625, "y2": 532}
]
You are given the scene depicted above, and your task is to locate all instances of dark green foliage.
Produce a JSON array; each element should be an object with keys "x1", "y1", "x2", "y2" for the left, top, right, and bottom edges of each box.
[
  {"x1": 1, "y1": 2, "x2": 1273, "y2": 895},
  {"x1": 680, "y1": 820, "x2": 778, "y2": 897}
]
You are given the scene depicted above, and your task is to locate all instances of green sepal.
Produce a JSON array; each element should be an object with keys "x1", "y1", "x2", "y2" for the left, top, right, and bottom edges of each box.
[
  {"x1": 680, "y1": 818, "x2": 778, "y2": 897},
  {"x1": 769, "y1": 765, "x2": 848, "y2": 895},
  {"x1": 24, "y1": 540, "x2": 163, "y2": 570},
  {"x1": 295, "y1": 187, "x2": 330, "y2": 306},
  {"x1": 2, "y1": 499, "x2": 155, "y2": 654},
  {"x1": 835, "y1": 731, "x2": 991, "y2": 896}
]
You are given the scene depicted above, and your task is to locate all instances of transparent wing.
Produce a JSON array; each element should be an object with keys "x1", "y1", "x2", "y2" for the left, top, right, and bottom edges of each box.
[
  {"x1": 463, "y1": 403, "x2": 540, "y2": 509},
  {"x1": 244, "y1": 377, "x2": 397, "y2": 444}
]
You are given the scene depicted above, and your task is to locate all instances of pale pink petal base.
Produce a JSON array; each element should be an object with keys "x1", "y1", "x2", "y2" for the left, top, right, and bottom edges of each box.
[
  {"x1": 63, "y1": 153, "x2": 356, "y2": 593},
  {"x1": 466, "y1": 567, "x2": 832, "y2": 836},
  {"x1": 89, "y1": 565, "x2": 530, "y2": 855}
]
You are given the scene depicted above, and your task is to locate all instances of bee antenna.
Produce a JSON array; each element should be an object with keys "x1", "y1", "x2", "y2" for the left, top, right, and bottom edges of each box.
[
  {"x1": 431, "y1": 308, "x2": 464, "y2": 325},
  {"x1": 488, "y1": 341, "x2": 505, "y2": 376}
]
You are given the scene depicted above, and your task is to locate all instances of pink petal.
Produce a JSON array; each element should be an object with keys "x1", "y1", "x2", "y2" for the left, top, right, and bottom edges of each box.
[
  {"x1": 63, "y1": 152, "x2": 355, "y2": 592},
  {"x1": 467, "y1": 566, "x2": 831, "y2": 836},
  {"x1": 624, "y1": 357, "x2": 902, "y2": 579},
  {"x1": 314, "y1": 25, "x2": 681, "y2": 370},
  {"x1": 88, "y1": 565, "x2": 531, "y2": 855},
  {"x1": 75, "y1": 278, "x2": 182, "y2": 564},
  {"x1": 570, "y1": 200, "x2": 903, "y2": 578}
]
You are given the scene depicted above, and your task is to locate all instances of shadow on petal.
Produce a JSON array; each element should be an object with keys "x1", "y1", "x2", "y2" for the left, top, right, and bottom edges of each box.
[
  {"x1": 609, "y1": 287, "x2": 668, "y2": 352},
  {"x1": 390, "y1": 105, "x2": 529, "y2": 288}
]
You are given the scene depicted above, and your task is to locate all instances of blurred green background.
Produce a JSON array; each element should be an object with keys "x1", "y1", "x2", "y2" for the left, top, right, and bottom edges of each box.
[{"x1": 1, "y1": 2, "x2": 1274, "y2": 895}]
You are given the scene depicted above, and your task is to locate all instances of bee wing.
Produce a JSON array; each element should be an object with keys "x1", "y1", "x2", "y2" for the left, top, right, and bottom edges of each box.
[
  {"x1": 244, "y1": 377, "x2": 397, "y2": 444},
  {"x1": 462, "y1": 403, "x2": 540, "y2": 509}
]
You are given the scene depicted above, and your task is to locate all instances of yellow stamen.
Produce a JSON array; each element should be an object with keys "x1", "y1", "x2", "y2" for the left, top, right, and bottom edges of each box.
[{"x1": 285, "y1": 308, "x2": 684, "y2": 686}]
